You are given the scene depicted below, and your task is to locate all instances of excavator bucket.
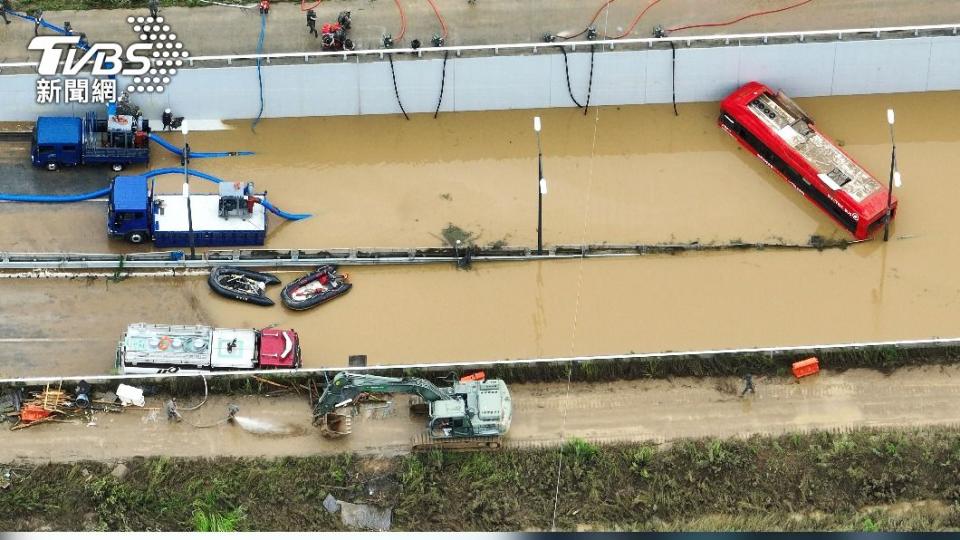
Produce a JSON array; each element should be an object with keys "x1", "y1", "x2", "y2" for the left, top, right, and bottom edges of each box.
[{"x1": 318, "y1": 412, "x2": 352, "y2": 438}]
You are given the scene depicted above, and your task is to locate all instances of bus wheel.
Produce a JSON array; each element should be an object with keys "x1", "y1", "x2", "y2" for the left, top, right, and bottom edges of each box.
[
  {"x1": 127, "y1": 232, "x2": 145, "y2": 244},
  {"x1": 46, "y1": 162, "x2": 58, "y2": 171},
  {"x1": 112, "y1": 163, "x2": 124, "y2": 172}
]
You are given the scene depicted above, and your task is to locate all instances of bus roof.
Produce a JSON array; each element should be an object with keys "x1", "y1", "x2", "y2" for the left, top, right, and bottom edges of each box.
[{"x1": 722, "y1": 82, "x2": 892, "y2": 219}]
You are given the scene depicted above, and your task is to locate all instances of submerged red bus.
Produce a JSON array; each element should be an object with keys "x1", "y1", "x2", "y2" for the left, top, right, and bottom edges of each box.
[{"x1": 719, "y1": 82, "x2": 896, "y2": 239}]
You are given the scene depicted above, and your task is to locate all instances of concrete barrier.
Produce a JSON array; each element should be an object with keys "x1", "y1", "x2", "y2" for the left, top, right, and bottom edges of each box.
[{"x1": 0, "y1": 30, "x2": 958, "y2": 121}]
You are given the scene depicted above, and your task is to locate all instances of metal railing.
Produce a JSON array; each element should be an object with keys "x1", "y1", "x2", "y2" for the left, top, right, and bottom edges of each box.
[
  {"x1": 0, "y1": 239, "x2": 857, "y2": 271},
  {"x1": 1, "y1": 334, "x2": 957, "y2": 386},
  {"x1": 1, "y1": 23, "x2": 957, "y2": 71}
]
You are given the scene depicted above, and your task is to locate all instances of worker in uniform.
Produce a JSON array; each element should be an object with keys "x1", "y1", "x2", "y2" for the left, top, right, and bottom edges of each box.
[
  {"x1": 0, "y1": 0, "x2": 12, "y2": 25},
  {"x1": 740, "y1": 373, "x2": 755, "y2": 397},
  {"x1": 148, "y1": 0, "x2": 159, "y2": 19},
  {"x1": 258, "y1": 0, "x2": 269, "y2": 15},
  {"x1": 165, "y1": 398, "x2": 182, "y2": 422},
  {"x1": 33, "y1": 10, "x2": 42, "y2": 35},
  {"x1": 162, "y1": 108, "x2": 173, "y2": 131},
  {"x1": 306, "y1": 9, "x2": 318, "y2": 38}
]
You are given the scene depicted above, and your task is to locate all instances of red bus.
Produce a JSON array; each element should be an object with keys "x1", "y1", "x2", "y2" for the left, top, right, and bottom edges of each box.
[{"x1": 719, "y1": 81, "x2": 896, "y2": 239}]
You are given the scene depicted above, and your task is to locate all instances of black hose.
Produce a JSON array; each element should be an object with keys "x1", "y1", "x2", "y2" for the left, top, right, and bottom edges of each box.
[
  {"x1": 583, "y1": 44, "x2": 595, "y2": 116},
  {"x1": 670, "y1": 41, "x2": 678, "y2": 116},
  {"x1": 557, "y1": 45, "x2": 583, "y2": 108},
  {"x1": 434, "y1": 50, "x2": 449, "y2": 119},
  {"x1": 388, "y1": 54, "x2": 410, "y2": 121}
]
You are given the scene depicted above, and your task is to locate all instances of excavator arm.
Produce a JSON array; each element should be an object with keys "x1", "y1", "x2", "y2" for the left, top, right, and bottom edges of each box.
[{"x1": 313, "y1": 372, "x2": 449, "y2": 420}]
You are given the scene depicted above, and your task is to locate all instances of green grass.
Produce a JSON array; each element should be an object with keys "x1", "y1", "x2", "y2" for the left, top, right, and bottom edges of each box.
[{"x1": 6, "y1": 427, "x2": 960, "y2": 531}]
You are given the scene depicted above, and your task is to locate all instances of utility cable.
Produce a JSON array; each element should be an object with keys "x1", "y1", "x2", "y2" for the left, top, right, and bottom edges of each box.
[
  {"x1": 552, "y1": 7, "x2": 609, "y2": 530},
  {"x1": 666, "y1": 0, "x2": 814, "y2": 32},
  {"x1": 388, "y1": 55, "x2": 410, "y2": 120},
  {"x1": 558, "y1": 46, "x2": 583, "y2": 108},
  {"x1": 669, "y1": 41, "x2": 678, "y2": 115},
  {"x1": 434, "y1": 50, "x2": 449, "y2": 118},
  {"x1": 583, "y1": 45, "x2": 595, "y2": 116},
  {"x1": 252, "y1": 12, "x2": 267, "y2": 132}
]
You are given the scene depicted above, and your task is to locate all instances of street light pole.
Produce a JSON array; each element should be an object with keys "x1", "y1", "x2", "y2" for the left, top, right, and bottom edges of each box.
[
  {"x1": 182, "y1": 121, "x2": 196, "y2": 259},
  {"x1": 534, "y1": 116, "x2": 545, "y2": 255},
  {"x1": 883, "y1": 108, "x2": 898, "y2": 242}
]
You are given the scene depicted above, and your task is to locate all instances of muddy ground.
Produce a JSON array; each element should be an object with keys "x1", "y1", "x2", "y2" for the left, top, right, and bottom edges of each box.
[{"x1": 5, "y1": 366, "x2": 960, "y2": 462}]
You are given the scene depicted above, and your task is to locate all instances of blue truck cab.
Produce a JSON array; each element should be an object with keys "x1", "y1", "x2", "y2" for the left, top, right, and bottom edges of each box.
[
  {"x1": 108, "y1": 175, "x2": 151, "y2": 243},
  {"x1": 32, "y1": 111, "x2": 150, "y2": 172}
]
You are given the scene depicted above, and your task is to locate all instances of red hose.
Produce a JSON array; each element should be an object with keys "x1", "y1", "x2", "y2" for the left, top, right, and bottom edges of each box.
[
  {"x1": 394, "y1": 0, "x2": 407, "y2": 41},
  {"x1": 666, "y1": 0, "x2": 814, "y2": 33},
  {"x1": 605, "y1": 0, "x2": 664, "y2": 40},
  {"x1": 300, "y1": 0, "x2": 322, "y2": 12},
  {"x1": 426, "y1": 0, "x2": 448, "y2": 40}
]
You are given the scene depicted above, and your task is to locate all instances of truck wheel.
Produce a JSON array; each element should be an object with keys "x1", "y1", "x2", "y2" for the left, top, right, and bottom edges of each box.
[
  {"x1": 112, "y1": 163, "x2": 124, "y2": 172},
  {"x1": 127, "y1": 232, "x2": 145, "y2": 244},
  {"x1": 46, "y1": 163, "x2": 58, "y2": 171}
]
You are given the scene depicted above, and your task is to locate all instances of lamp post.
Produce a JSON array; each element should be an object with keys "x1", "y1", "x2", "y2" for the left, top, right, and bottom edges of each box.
[
  {"x1": 182, "y1": 121, "x2": 196, "y2": 259},
  {"x1": 533, "y1": 116, "x2": 546, "y2": 255},
  {"x1": 883, "y1": 108, "x2": 900, "y2": 242}
]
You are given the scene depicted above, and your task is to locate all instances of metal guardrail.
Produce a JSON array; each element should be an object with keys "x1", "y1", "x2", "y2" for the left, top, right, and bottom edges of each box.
[
  {"x1": 0, "y1": 240, "x2": 857, "y2": 271},
  {"x1": 1, "y1": 23, "x2": 957, "y2": 70},
  {"x1": 1, "y1": 335, "x2": 958, "y2": 386}
]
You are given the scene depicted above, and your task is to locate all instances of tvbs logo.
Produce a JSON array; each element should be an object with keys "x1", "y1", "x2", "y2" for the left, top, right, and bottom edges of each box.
[{"x1": 29, "y1": 36, "x2": 150, "y2": 76}]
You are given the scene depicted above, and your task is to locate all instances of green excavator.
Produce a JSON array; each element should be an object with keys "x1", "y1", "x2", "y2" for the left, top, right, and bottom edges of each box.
[{"x1": 313, "y1": 372, "x2": 512, "y2": 451}]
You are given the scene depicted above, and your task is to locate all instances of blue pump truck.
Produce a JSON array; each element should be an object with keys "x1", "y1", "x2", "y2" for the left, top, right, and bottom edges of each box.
[
  {"x1": 107, "y1": 175, "x2": 268, "y2": 247},
  {"x1": 31, "y1": 110, "x2": 150, "y2": 172}
]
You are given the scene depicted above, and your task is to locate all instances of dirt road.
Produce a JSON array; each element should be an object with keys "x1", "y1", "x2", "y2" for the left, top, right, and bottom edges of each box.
[{"x1": 4, "y1": 366, "x2": 959, "y2": 462}]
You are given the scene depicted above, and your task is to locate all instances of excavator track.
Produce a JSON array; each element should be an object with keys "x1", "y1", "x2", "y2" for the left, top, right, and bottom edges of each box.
[{"x1": 411, "y1": 433, "x2": 504, "y2": 452}]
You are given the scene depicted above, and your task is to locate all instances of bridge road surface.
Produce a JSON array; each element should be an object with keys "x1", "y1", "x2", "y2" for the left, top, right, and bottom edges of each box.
[
  {"x1": 2, "y1": 93, "x2": 960, "y2": 378},
  {"x1": 3, "y1": 366, "x2": 960, "y2": 462},
  {"x1": 0, "y1": 0, "x2": 958, "y2": 63}
]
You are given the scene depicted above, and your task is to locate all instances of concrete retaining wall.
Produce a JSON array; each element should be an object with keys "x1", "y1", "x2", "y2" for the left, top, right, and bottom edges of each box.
[{"x1": 1, "y1": 35, "x2": 958, "y2": 121}]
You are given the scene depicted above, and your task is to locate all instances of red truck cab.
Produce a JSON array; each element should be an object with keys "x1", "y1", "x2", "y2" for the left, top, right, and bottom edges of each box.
[{"x1": 257, "y1": 328, "x2": 302, "y2": 368}]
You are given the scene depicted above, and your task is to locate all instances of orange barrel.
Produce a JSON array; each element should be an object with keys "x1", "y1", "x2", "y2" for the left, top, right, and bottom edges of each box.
[{"x1": 792, "y1": 357, "x2": 820, "y2": 379}]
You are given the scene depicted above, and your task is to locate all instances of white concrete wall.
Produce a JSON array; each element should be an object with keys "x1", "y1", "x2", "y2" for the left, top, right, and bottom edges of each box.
[{"x1": 1, "y1": 35, "x2": 959, "y2": 121}]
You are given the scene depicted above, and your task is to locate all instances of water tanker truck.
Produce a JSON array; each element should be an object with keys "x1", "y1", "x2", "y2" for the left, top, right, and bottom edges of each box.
[{"x1": 116, "y1": 323, "x2": 301, "y2": 374}]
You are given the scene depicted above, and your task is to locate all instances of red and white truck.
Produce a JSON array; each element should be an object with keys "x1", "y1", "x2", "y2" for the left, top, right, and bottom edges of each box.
[{"x1": 116, "y1": 323, "x2": 301, "y2": 374}]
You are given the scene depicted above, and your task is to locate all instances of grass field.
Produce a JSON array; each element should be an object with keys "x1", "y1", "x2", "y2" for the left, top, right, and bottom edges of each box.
[{"x1": 4, "y1": 427, "x2": 960, "y2": 531}]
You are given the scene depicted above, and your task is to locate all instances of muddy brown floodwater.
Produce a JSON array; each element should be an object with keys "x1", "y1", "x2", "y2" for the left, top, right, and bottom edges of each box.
[
  {"x1": 1, "y1": 92, "x2": 959, "y2": 377},
  {"x1": 4, "y1": 367, "x2": 960, "y2": 462}
]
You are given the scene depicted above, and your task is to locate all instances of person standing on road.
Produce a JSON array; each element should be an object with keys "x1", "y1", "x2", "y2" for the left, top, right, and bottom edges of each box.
[
  {"x1": 33, "y1": 10, "x2": 43, "y2": 35},
  {"x1": 1, "y1": 0, "x2": 12, "y2": 25},
  {"x1": 148, "y1": 0, "x2": 159, "y2": 19},
  {"x1": 740, "y1": 373, "x2": 756, "y2": 397},
  {"x1": 164, "y1": 398, "x2": 182, "y2": 422},
  {"x1": 306, "y1": 9, "x2": 318, "y2": 38}
]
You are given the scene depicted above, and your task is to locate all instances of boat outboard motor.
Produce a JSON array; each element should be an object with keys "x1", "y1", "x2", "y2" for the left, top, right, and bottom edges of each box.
[{"x1": 75, "y1": 380, "x2": 92, "y2": 409}]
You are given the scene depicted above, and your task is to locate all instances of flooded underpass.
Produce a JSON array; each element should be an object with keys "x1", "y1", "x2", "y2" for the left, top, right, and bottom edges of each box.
[
  {"x1": 5, "y1": 91, "x2": 958, "y2": 251},
  {"x1": 1, "y1": 91, "x2": 959, "y2": 377}
]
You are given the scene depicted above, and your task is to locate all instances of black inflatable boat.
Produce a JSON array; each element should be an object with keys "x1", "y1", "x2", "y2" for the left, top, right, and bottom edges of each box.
[
  {"x1": 280, "y1": 264, "x2": 352, "y2": 311},
  {"x1": 208, "y1": 266, "x2": 281, "y2": 307}
]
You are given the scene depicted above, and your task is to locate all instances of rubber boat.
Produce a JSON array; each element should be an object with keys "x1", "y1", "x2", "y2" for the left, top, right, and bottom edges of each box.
[
  {"x1": 280, "y1": 265, "x2": 352, "y2": 311},
  {"x1": 207, "y1": 266, "x2": 281, "y2": 306}
]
